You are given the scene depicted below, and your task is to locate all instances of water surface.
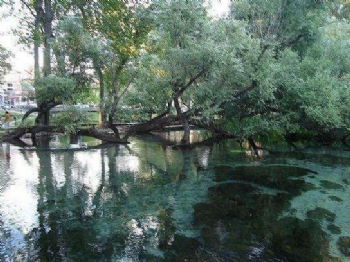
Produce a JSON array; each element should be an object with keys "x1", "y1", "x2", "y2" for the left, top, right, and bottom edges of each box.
[{"x1": 0, "y1": 134, "x2": 350, "y2": 261}]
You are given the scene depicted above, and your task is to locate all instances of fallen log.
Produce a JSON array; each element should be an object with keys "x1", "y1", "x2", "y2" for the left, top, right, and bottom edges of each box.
[{"x1": 1, "y1": 125, "x2": 129, "y2": 144}]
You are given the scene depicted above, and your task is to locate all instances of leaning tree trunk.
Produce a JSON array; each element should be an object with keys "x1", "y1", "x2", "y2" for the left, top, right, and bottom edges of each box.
[
  {"x1": 35, "y1": 101, "x2": 59, "y2": 126},
  {"x1": 174, "y1": 96, "x2": 190, "y2": 145}
]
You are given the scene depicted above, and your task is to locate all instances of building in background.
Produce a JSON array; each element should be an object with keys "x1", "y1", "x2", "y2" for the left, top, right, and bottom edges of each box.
[{"x1": 0, "y1": 71, "x2": 34, "y2": 107}]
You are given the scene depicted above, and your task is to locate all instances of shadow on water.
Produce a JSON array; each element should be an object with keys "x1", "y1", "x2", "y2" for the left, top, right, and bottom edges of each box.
[{"x1": 1, "y1": 133, "x2": 350, "y2": 261}]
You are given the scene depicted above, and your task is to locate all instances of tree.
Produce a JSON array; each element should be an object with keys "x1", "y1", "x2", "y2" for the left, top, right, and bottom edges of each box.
[
  {"x1": 15, "y1": 0, "x2": 62, "y2": 127},
  {"x1": 233, "y1": 0, "x2": 325, "y2": 53},
  {"x1": 275, "y1": 20, "x2": 350, "y2": 140},
  {"x1": 57, "y1": 1, "x2": 151, "y2": 132},
  {"x1": 18, "y1": 0, "x2": 54, "y2": 77},
  {"x1": 52, "y1": 17, "x2": 98, "y2": 102},
  {"x1": 210, "y1": 0, "x2": 329, "y2": 140},
  {"x1": 328, "y1": 0, "x2": 350, "y2": 20},
  {"x1": 131, "y1": 0, "x2": 217, "y2": 145},
  {"x1": 0, "y1": 45, "x2": 12, "y2": 78},
  {"x1": 5, "y1": 0, "x2": 350, "y2": 147}
]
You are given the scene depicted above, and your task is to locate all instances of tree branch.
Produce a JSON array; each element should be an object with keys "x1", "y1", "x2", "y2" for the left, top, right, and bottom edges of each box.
[{"x1": 175, "y1": 67, "x2": 209, "y2": 98}]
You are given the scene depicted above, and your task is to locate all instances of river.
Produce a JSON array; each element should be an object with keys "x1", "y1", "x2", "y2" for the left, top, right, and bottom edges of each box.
[{"x1": 0, "y1": 132, "x2": 349, "y2": 261}]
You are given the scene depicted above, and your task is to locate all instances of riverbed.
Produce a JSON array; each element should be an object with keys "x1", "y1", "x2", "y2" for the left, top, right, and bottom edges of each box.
[{"x1": 0, "y1": 133, "x2": 349, "y2": 261}]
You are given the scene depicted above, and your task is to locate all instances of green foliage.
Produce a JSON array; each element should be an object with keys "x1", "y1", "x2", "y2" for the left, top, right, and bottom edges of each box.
[
  {"x1": 50, "y1": 106, "x2": 90, "y2": 135},
  {"x1": 53, "y1": 17, "x2": 98, "y2": 82},
  {"x1": 191, "y1": 19, "x2": 261, "y2": 117},
  {"x1": 18, "y1": 116, "x2": 36, "y2": 128},
  {"x1": 0, "y1": 45, "x2": 12, "y2": 77},
  {"x1": 71, "y1": 1, "x2": 152, "y2": 124},
  {"x1": 233, "y1": 0, "x2": 326, "y2": 51},
  {"x1": 129, "y1": 52, "x2": 172, "y2": 113},
  {"x1": 34, "y1": 75, "x2": 76, "y2": 104},
  {"x1": 11, "y1": 0, "x2": 350, "y2": 141},
  {"x1": 97, "y1": 1, "x2": 151, "y2": 58},
  {"x1": 328, "y1": 0, "x2": 350, "y2": 20},
  {"x1": 260, "y1": 19, "x2": 350, "y2": 137},
  {"x1": 132, "y1": 0, "x2": 217, "y2": 118}
]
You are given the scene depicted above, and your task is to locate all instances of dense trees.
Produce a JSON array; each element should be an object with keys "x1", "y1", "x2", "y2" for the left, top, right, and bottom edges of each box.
[
  {"x1": 226, "y1": 0, "x2": 350, "y2": 141},
  {"x1": 216, "y1": 0, "x2": 328, "y2": 139},
  {"x1": 132, "y1": 0, "x2": 218, "y2": 144},
  {"x1": 2, "y1": 0, "x2": 350, "y2": 145}
]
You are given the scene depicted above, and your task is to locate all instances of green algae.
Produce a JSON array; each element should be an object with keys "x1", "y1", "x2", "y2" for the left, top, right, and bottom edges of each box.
[
  {"x1": 193, "y1": 179, "x2": 330, "y2": 261},
  {"x1": 320, "y1": 180, "x2": 343, "y2": 190},
  {"x1": 327, "y1": 224, "x2": 342, "y2": 235},
  {"x1": 337, "y1": 236, "x2": 350, "y2": 257},
  {"x1": 306, "y1": 207, "x2": 336, "y2": 222},
  {"x1": 192, "y1": 162, "x2": 350, "y2": 261},
  {"x1": 328, "y1": 195, "x2": 343, "y2": 202},
  {"x1": 214, "y1": 165, "x2": 317, "y2": 195}
]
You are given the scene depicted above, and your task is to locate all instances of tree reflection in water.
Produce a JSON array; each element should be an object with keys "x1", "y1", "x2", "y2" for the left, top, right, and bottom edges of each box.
[{"x1": 0, "y1": 134, "x2": 350, "y2": 261}]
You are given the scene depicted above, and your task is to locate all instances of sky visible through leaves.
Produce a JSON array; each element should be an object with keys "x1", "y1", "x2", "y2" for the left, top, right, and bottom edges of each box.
[{"x1": 0, "y1": 0, "x2": 230, "y2": 77}]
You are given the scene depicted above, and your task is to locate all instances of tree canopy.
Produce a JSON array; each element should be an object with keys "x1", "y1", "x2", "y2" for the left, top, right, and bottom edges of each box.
[{"x1": 3, "y1": 0, "x2": 350, "y2": 146}]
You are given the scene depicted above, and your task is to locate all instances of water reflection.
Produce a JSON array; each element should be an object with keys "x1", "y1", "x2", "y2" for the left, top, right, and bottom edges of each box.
[
  {"x1": 0, "y1": 143, "x2": 11, "y2": 161},
  {"x1": 0, "y1": 136, "x2": 350, "y2": 261},
  {"x1": 0, "y1": 143, "x2": 39, "y2": 262}
]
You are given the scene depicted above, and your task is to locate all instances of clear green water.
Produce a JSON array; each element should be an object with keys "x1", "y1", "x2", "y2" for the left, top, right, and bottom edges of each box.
[{"x1": 0, "y1": 133, "x2": 350, "y2": 261}]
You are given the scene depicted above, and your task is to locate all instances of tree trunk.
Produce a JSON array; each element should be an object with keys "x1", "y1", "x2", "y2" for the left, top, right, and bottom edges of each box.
[
  {"x1": 34, "y1": 0, "x2": 44, "y2": 79},
  {"x1": 108, "y1": 93, "x2": 121, "y2": 139},
  {"x1": 43, "y1": 0, "x2": 53, "y2": 76},
  {"x1": 32, "y1": 0, "x2": 53, "y2": 126},
  {"x1": 35, "y1": 102, "x2": 58, "y2": 126},
  {"x1": 174, "y1": 96, "x2": 190, "y2": 144},
  {"x1": 96, "y1": 68, "x2": 107, "y2": 126}
]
